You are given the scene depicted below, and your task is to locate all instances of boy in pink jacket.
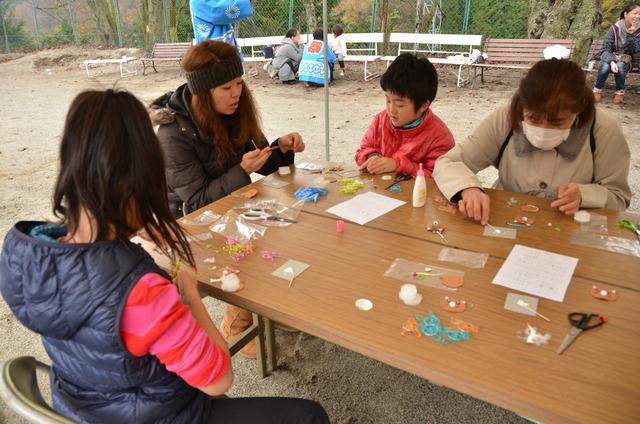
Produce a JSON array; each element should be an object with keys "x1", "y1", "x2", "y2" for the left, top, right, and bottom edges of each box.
[{"x1": 355, "y1": 54, "x2": 454, "y2": 177}]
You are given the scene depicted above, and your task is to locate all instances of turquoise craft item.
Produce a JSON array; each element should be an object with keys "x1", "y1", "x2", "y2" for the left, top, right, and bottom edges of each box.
[
  {"x1": 387, "y1": 183, "x2": 402, "y2": 193},
  {"x1": 416, "y1": 311, "x2": 470, "y2": 344}
]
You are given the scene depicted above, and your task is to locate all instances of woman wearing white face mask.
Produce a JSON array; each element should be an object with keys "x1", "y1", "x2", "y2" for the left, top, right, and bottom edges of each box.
[{"x1": 433, "y1": 59, "x2": 631, "y2": 225}]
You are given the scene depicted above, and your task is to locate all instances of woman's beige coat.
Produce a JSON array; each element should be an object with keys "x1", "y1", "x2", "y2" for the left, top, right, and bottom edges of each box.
[{"x1": 433, "y1": 105, "x2": 631, "y2": 210}]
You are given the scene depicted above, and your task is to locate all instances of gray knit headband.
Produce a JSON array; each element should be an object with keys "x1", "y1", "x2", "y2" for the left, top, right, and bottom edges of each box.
[{"x1": 186, "y1": 54, "x2": 244, "y2": 94}]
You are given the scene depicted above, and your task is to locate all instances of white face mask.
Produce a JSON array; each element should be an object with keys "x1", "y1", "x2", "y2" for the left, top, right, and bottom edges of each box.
[{"x1": 521, "y1": 121, "x2": 571, "y2": 151}]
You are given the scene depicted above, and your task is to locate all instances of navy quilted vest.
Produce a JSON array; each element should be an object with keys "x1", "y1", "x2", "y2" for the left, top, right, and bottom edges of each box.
[{"x1": 0, "y1": 222, "x2": 211, "y2": 423}]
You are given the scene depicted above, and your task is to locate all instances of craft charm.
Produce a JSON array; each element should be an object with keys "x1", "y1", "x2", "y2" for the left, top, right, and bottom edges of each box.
[
  {"x1": 427, "y1": 221, "x2": 447, "y2": 242},
  {"x1": 241, "y1": 188, "x2": 258, "y2": 199},
  {"x1": 416, "y1": 311, "x2": 471, "y2": 344},
  {"x1": 401, "y1": 317, "x2": 422, "y2": 337},
  {"x1": 450, "y1": 318, "x2": 479, "y2": 334},
  {"x1": 441, "y1": 274, "x2": 464, "y2": 288},
  {"x1": 440, "y1": 296, "x2": 467, "y2": 313},
  {"x1": 520, "y1": 204, "x2": 540, "y2": 213},
  {"x1": 590, "y1": 285, "x2": 618, "y2": 301}
]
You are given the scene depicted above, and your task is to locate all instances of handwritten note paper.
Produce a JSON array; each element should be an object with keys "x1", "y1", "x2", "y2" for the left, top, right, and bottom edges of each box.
[
  {"x1": 492, "y1": 245, "x2": 578, "y2": 302},
  {"x1": 325, "y1": 192, "x2": 405, "y2": 225}
]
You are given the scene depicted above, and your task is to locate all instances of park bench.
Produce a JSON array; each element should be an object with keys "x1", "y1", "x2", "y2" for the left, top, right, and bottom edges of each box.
[
  {"x1": 471, "y1": 38, "x2": 576, "y2": 86},
  {"x1": 341, "y1": 32, "x2": 384, "y2": 81},
  {"x1": 381, "y1": 33, "x2": 483, "y2": 86},
  {"x1": 141, "y1": 42, "x2": 193, "y2": 75}
]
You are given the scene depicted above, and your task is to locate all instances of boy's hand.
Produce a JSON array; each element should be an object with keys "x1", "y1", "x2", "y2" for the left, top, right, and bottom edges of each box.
[
  {"x1": 550, "y1": 183, "x2": 581, "y2": 215},
  {"x1": 360, "y1": 156, "x2": 396, "y2": 174},
  {"x1": 459, "y1": 188, "x2": 491, "y2": 225}
]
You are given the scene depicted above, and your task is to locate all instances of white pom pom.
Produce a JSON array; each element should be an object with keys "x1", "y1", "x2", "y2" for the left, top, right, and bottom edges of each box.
[
  {"x1": 574, "y1": 210, "x2": 591, "y2": 224},
  {"x1": 399, "y1": 284, "x2": 423, "y2": 306},
  {"x1": 221, "y1": 272, "x2": 242, "y2": 292}
]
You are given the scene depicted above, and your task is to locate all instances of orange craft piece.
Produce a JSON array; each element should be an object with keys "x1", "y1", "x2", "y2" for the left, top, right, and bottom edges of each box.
[
  {"x1": 520, "y1": 204, "x2": 540, "y2": 213},
  {"x1": 514, "y1": 216, "x2": 535, "y2": 225},
  {"x1": 215, "y1": 266, "x2": 240, "y2": 278},
  {"x1": 590, "y1": 285, "x2": 618, "y2": 301},
  {"x1": 450, "y1": 318, "x2": 479, "y2": 334},
  {"x1": 441, "y1": 296, "x2": 467, "y2": 313},
  {"x1": 241, "y1": 188, "x2": 258, "y2": 199},
  {"x1": 401, "y1": 317, "x2": 422, "y2": 337},
  {"x1": 441, "y1": 274, "x2": 464, "y2": 288},
  {"x1": 324, "y1": 176, "x2": 338, "y2": 183}
]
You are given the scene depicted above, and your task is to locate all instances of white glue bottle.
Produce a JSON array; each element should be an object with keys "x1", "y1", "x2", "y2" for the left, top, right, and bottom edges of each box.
[{"x1": 412, "y1": 164, "x2": 427, "y2": 207}]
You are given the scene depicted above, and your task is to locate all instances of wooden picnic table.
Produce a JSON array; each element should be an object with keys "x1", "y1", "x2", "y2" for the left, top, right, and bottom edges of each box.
[
  {"x1": 148, "y1": 167, "x2": 640, "y2": 424},
  {"x1": 249, "y1": 169, "x2": 640, "y2": 291}
]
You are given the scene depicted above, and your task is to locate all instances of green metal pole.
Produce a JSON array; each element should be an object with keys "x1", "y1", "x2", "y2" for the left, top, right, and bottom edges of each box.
[
  {"x1": 112, "y1": 0, "x2": 123, "y2": 46},
  {"x1": 462, "y1": 0, "x2": 471, "y2": 34},
  {"x1": 370, "y1": 0, "x2": 377, "y2": 33},
  {"x1": 162, "y1": 0, "x2": 169, "y2": 42},
  {"x1": 1, "y1": 12, "x2": 10, "y2": 51},
  {"x1": 66, "y1": 0, "x2": 77, "y2": 44},
  {"x1": 288, "y1": 0, "x2": 293, "y2": 29},
  {"x1": 31, "y1": 0, "x2": 40, "y2": 47}
]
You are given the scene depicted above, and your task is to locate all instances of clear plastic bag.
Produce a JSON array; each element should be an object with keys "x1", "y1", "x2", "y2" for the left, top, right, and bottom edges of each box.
[
  {"x1": 233, "y1": 198, "x2": 304, "y2": 227},
  {"x1": 579, "y1": 213, "x2": 608, "y2": 235},
  {"x1": 571, "y1": 233, "x2": 640, "y2": 258},
  {"x1": 384, "y1": 258, "x2": 462, "y2": 291},
  {"x1": 438, "y1": 247, "x2": 489, "y2": 269},
  {"x1": 209, "y1": 211, "x2": 267, "y2": 242},
  {"x1": 180, "y1": 210, "x2": 221, "y2": 226}
]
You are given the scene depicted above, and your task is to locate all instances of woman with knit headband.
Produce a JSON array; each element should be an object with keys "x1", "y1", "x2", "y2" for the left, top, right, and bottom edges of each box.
[{"x1": 151, "y1": 40, "x2": 305, "y2": 359}]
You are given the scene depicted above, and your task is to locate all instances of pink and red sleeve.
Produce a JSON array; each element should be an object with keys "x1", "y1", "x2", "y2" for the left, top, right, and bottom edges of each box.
[{"x1": 120, "y1": 273, "x2": 229, "y2": 388}]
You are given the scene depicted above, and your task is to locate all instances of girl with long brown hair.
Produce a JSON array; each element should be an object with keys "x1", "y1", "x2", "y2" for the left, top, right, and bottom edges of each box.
[{"x1": 152, "y1": 40, "x2": 305, "y2": 358}]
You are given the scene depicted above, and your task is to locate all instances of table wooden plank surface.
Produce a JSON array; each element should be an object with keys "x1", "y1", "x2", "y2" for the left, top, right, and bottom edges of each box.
[
  {"x1": 247, "y1": 169, "x2": 640, "y2": 291},
  {"x1": 164, "y1": 196, "x2": 640, "y2": 424}
]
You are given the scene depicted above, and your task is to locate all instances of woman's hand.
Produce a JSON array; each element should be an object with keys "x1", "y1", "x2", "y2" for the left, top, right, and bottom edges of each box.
[
  {"x1": 611, "y1": 61, "x2": 619, "y2": 73},
  {"x1": 359, "y1": 156, "x2": 396, "y2": 174},
  {"x1": 278, "y1": 132, "x2": 305, "y2": 153},
  {"x1": 240, "y1": 147, "x2": 271, "y2": 174},
  {"x1": 459, "y1": 188, "x2": 491, "y2": 225},
  {"x1": 550, "y1": 183, "x2": 581, "y2": 215}
]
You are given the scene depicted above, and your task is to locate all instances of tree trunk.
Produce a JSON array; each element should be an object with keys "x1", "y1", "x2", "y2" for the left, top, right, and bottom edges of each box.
[
  {"x1": 168, "y1": 0, "x2": 187, "y2": 42},
  {"x1": 302, "y1": 0, "x2": 316, "y2": 33},
  {"x1": 87, "y1": 0, "x2": 117, "y2": 44},
  {"x1": 378, "y1": 0, "x2": 391, "y2": 55},
  {"x1": 528, "y1": 0, "x2": 602, "y2": 64},
  {"x1": 141, "y1": 0, "x2": 164, "y2": 48}
]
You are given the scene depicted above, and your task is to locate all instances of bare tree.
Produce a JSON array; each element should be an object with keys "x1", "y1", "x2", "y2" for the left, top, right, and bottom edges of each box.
[
  {"x1": 528, "y1": 0, "x2": 602, "y2": 64},
  {"x1": 302, "y1": 0, "x2": 317, "y2": 32},
  {"x1": 87, "y1": 0, "x2": 118, "y2": 44},
  {"x1": 140, "y1": 0, "x2": 164, "y2": 48}
]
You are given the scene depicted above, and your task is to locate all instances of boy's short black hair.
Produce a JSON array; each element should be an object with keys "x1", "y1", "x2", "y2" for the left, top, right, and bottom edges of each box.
[
  {"x1": 313, "y1": 28, "x2": 323, "y2": 40},
  {"x1": 380, "y1": 53, "x2": 438, "y2": 110}
]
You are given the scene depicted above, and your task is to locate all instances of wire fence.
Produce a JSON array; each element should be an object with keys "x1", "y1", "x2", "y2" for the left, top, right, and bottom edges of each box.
[{"x1": 0, "y1": 0, "x2": 616, "y2": 53}]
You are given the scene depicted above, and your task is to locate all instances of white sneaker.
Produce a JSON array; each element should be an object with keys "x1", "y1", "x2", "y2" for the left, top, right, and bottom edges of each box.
[{"x1": 339, "y1": 70, "x2": 345, "y2": 76}]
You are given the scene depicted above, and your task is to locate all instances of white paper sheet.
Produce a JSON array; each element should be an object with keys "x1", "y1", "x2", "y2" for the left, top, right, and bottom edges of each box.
[
  {"x1": 492, "y1": 244, "x2": 578, "y2": 302},
  {"x1": 325, "y1": 191, "x2": 405, "y2": 225}
]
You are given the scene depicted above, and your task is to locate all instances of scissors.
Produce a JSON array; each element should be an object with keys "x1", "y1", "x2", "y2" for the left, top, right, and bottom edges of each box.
[
  {"x1": 240, "y1": 209, "x2": 297, "y2": 223},
  {"x1": 556, "y1": 312, "x2": 607, "y2": 355},
  {"x1": 384, "y1": 173, "x2": 413, "y2": 190}
]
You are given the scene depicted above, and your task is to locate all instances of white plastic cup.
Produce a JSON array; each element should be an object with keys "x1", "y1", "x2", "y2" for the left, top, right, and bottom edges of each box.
[{"x1": 587, "y1": 60, "x2": 596, "y2": 71}]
